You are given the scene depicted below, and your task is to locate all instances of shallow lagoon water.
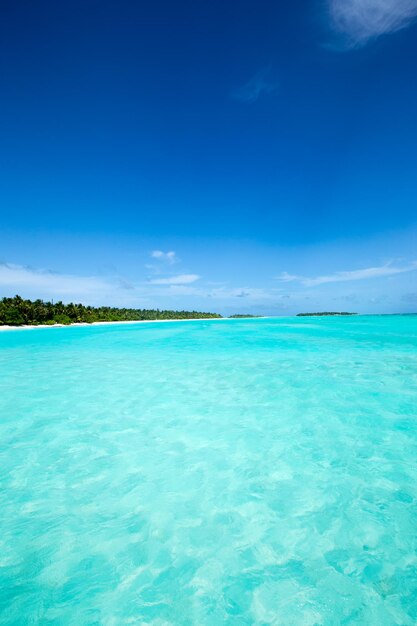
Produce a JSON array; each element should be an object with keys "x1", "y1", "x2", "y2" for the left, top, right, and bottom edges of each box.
[{"x1": 1, "y1": 315, "x2": 417, "y2": 625}]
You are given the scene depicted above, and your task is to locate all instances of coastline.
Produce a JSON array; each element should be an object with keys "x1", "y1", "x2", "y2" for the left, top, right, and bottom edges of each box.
[{"x1": 0, "y1": 317, "x2": 234, "y2": 331}]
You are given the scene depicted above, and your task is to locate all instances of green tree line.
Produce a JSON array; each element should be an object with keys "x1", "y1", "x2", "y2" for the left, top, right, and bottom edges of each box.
[
  {"x1": 296, "y1": 312, "x2": 356, "y2": 317},
  {"x1": 0, "y1": 295, "x2": 222, "y2": 326}
]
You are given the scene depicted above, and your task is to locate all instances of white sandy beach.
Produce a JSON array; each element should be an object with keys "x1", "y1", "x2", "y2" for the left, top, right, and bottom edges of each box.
[{"x1": 0, "y1": 317, "x2": 235, "y2": 331}]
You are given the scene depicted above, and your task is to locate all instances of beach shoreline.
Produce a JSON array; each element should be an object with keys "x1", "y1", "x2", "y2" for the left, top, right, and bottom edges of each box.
[{"x1": 0, "y1": 317, "x2": 239, "y2": 331}]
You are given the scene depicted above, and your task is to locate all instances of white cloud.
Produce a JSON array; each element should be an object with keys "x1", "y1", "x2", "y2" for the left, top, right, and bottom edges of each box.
[
  {"x1": 0, "y1": 263, "x2": 114, "y2": 298},
  {"x1": 276, "y1": 271, "x2": 300, "y2": 283},
  {"x1": 276, "y1": 261, "x2": 417, "y2": 286},
  {"x1": 0, "y1": 262, "x2": 282, "y2": 314},
  {"x1": 0, "y1": 263, "x2": 204, "y2": 306},
  {"x1": 232, "y1": 70, "x2": 276, "y2": 103},
  {"x1": 148, "y1": 274, "x2": 200, "y2": 285},
  {"x1": 328, "y1": 0, "x2": 417, "y2": 46},
  {"x1": 151, "y1": 250, "x2": 177, "y2": 264},
  {"x1": 207, "y1": 286, "x2": 279, "y2": 301},
  {"x1": 0, "y1": 263, "x2": 155, "y2": 308},
  {"x1": 305, "y1": 262, "x2": 417, "y2": 285}
]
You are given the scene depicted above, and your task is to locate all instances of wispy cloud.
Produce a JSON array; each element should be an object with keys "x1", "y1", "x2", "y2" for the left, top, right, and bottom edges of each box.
[
  {"x1": 232, "y1": 70, "x2": 277, "y2": 103},
  {"x1": 0, "y1": 263, "x2": 135, "y2": 304},
  {"x1": 276, "y1": 261, "x2": 417, "y2": 286},
  {"x1": 0, "y1": 262, "x2": 283, "y2": 313},
  {"x1": 151, "y1": 250, "x2": 177, "y2": 264},
  {"x1": 0, "y1": 263, "x2": 202, "y2": 306},
  {"x1": 207, "y1": 286, "x2": 280, "y2": 301},
  {"x1": 148, "y1": 274, "x2": 200, "y2": 285},
  {"x1": 277, "y1": 272, "x2": 300, "y2": 283},
  {"x1": 328, "y1": 0, "x2": 417, "y2": 46}
]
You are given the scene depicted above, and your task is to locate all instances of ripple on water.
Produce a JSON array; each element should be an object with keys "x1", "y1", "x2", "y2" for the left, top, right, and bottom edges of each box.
[{"x1": 0, "y1": 316, "x2": 417, "y2": 624}]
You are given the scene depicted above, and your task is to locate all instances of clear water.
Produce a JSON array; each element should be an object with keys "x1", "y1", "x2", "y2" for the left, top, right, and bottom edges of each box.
[{"x1": 1, "y1": 316, "x2": 417, "y2": 625}]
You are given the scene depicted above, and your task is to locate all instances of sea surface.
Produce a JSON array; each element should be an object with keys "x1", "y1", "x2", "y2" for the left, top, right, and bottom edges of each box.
[{"x1": 1, "y1": 315, "x2": 417, "y2": 625}]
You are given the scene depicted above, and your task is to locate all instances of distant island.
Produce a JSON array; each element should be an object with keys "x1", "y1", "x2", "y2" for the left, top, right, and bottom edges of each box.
[
  {"x1": 228, "y1": 314, "x2": 262, "y2": 318},
  {"x1": 296, "y1": 312, "x2": 357, "y2": 317},
  {"x1": 0, "y1": 295, "x2": 222, "y2": 327}
]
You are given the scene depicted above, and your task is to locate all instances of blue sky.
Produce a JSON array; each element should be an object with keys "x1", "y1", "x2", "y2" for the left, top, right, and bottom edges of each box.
[{"x1": 1, "y1": 0, "x2": 417, "y2": 314}]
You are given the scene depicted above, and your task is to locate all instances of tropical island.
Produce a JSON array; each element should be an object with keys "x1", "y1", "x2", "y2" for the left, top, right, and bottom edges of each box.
[
  {"x1": 228, "y1": 314, "x2": 262, "y2": 318},
  {"x1": 0, "y1": 295, "x2": 222, "y2": 327},
  {"x1": 296, "y1": 312, "x2": 357, "y2": 317}
]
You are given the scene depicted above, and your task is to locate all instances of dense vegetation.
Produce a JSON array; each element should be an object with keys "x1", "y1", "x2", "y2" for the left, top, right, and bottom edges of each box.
[
  {"x1": 0, "y1": 295, "x2": 222, "y2": 326},
  {"x1": 296, "y1": 312, "x2": 357, "y2": 317}
]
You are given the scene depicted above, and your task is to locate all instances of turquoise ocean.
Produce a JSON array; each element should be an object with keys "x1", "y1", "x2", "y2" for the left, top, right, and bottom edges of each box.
[{"x1": 1, "y1": 315, "x2": 417, "y2": 625}]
